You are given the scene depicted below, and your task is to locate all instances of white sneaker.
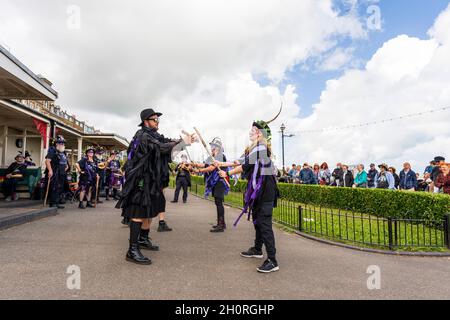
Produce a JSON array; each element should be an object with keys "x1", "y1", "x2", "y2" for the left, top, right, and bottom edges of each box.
[{"x1": 5, "y1": 196, "x2": 12, "y2": 202}]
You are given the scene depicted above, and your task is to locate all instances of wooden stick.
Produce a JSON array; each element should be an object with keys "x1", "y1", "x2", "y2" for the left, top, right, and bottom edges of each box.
[
  {"x1": 193, "y1": 127, "x2": 230, "y2": 188},
  {"x1": 94, "y1": 176, "x2": 100, "y2": 208},
  {"x1": 43, "y1": 175, "x2": 51, "y2": 207}
]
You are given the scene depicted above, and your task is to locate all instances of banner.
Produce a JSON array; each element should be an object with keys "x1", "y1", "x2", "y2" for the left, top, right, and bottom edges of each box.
[{"x1": 33, "y1": 118, "x2": 48, "y2": 148}]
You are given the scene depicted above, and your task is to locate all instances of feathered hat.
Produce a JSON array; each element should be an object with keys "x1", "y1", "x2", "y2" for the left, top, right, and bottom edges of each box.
[{"x1": 252, "y1": 103, "x2": 283, "y2": 142}]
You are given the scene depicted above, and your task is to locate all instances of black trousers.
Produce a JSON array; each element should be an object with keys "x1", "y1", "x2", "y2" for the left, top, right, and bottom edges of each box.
[
  {"x1": 49, "y1": 173, "x2": 65, "y2": 205},
  {"x1": 252, "y1": 202, "x2": 276, "y2": 261},
  {"x1": 2, "y1": 178, "x2": 19, "y2": 197},
  {"x1": 174, "y1": 177, "x2": 189, "y2": 202}
]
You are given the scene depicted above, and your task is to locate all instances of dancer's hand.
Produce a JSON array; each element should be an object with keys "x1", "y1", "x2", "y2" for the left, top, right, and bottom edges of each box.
[{"x1": 219, "y1": 171, "x2": 228, "y2": 178}]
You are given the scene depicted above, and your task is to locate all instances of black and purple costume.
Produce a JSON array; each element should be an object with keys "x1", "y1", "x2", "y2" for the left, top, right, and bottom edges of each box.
[{"x1": 78, "y1": 157, "x2": 97, "y2": 192}]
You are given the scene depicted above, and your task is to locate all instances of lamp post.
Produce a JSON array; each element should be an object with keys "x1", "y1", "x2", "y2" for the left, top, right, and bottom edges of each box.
[{"x1": 280, "y1": 123, "x2": 295, "y2": 172}]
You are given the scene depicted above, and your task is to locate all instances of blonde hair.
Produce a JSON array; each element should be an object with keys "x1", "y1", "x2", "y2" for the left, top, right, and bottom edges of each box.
[{"x1": 245, "y1": 129, "x2": 272, "y2": 157}]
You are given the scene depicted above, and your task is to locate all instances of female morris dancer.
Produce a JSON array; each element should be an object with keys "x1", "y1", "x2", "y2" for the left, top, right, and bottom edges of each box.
[{"x1": 217, "y1": 110, "x2": 281, "y2": 273}]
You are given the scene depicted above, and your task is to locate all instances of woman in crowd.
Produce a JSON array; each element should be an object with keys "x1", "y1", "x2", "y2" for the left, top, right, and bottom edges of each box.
[
  {"x1": 435, "y1": 163, "x2": 450, "y2": 195},
  {"x1": 313, "y1": 164, "x2": 320, "y2": 184},
  {"x1": 318, "y1": 162, "x2": 331, "y2": 186},
  {"x1": 353, "y1": 164, "x2": 368, "y2": 188},
  {"x1": 389, "y1": 167, "x2": 400, "y2": 189}
]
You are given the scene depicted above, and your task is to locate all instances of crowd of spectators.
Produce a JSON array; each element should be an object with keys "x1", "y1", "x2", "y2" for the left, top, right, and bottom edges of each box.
[{"x1": 278, "y1": 156, "x2": 450, "y2": 195}]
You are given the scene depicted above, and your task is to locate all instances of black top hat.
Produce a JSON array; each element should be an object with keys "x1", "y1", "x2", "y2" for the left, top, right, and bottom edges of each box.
[{"x1": 139, "y1": 108, "x2": 163, "y2": 127}]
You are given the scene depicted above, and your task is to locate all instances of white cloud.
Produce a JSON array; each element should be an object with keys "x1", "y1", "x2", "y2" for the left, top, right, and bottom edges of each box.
[{"x1": 290, "y1": 4, "x2": 450, "y2": 171}]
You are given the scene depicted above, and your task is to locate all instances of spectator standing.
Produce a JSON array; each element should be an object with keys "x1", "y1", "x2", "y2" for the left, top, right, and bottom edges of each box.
[
  {"x1": 353, "y1": 164, "x2": 368, "y2": 188},
  {"x1": 399, "y1": 162, "x2": 418, "y2": 191},
  {"x1": 318, "y1": 162, "x2": 331, "y2": 186},
  {"x1": 367, "y1": 163, "x2": 378, "y2": 188},
  {"x1": 389, "y1": 167, "x2": 400, "y2": 189},
  {"x1": 375, "y1": 164, "x2": 395, "y2": 190},
  {"x1": 313, "y1": 164, "x2": 320, "y2": 185},
  {"x1": 300, "y1": 163, "x2": 317, "y2": 185},
  {"x1": 431, "y1": 156, "x2": 446, "y2": 193},
  {"x1": 288, "y1": 164, "x2": 297, "y2": 183},
  {"x1": 435, "y1": 163, "x2": 450, "y2": 195},
  {"x1": 340, "y1": 165, "x2": 354, "y2": 187},
  {"x1": 331, "y1": 163, "x2": 343, "y2": 187}
]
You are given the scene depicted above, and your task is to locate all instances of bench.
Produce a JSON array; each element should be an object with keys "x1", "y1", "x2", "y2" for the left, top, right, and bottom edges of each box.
[{"x1": 0, "y1": 167, "x2": 42, "y2": 199}]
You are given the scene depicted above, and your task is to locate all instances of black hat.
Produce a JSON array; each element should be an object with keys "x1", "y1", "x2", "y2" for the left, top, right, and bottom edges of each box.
[
  {"x1": 55, "y1": 135, "x2": 66, "y2": 145},
  {"x1": 15, "y1": 151, "x2": 24, "y2": 160},
  {"x1": 139, "y1": 108, "x2": 162, "y2": 127},
  {"x1": 25, "y1": 151, "x2": 31, "y2": 158},
  {"x1": 434, "y1": 156, "x2": 445, "y2": 163}
]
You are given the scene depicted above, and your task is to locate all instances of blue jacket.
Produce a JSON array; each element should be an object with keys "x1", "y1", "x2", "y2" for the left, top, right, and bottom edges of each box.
[
  {"x1": 399, "y1": 170, "x2": 418, "y2": 190},
  {"x1": 300, "y1": 168, "x2": 317, "y2": 185}
]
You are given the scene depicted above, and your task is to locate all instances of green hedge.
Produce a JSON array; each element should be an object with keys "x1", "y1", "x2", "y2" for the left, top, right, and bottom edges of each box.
[{"x1": 189, "y1": 176, "x2": 450, "y2": 221}]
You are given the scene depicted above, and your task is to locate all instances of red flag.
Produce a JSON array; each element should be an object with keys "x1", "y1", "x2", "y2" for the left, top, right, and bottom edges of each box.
[{"x1": 33, "y1": 118, "x2": 48, "y2": 148}]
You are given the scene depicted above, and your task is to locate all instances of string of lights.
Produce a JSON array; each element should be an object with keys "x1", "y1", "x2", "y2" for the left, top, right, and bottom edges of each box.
[{"x1": 291, "y1": 106, "x2": 450, "y2": 135}]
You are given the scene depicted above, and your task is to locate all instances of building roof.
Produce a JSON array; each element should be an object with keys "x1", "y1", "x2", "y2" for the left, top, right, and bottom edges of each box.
[{"x1": 0, "y1": 45, "x2": 58, "y2": 101}]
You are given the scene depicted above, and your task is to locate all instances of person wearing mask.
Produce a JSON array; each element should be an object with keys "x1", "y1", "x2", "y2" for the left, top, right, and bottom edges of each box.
[
  {"x1": 45, "y1": 136, "x2": 69, "y2": 209},
  {"x1": 353, "y1": 164, "x2": 368, "y2": 188},
  {"x1": 399, "y1": 162, "x2": 418, "y2": 191}
]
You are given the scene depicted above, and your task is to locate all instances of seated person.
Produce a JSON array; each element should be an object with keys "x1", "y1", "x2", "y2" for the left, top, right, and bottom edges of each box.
[
  {"x1": 24, "y1": 151, "x2": 36, "y2": 167},
  {"x1": 2, "y1": 152, "x2": 27, "y2": 201}
]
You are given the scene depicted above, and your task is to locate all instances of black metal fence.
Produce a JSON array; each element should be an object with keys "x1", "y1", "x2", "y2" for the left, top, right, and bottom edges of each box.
[
  {"x1": 173, "y1": 178, "x2": 450, "y2": 251},
  {"x1": 274, "y1": 200, "x2": 450, "y2": 250}
]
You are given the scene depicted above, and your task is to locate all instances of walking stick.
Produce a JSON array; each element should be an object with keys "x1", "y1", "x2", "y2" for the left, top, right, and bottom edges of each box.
[
  {"x1": 193, "y1": 127, "x2": 230, "y2": 188},
  {"x1": 94, "y1": 176, "x2": 100, "y2": 208},
  {"x1": 43, "y1": 175, "x2": 51, "y2": 207}
]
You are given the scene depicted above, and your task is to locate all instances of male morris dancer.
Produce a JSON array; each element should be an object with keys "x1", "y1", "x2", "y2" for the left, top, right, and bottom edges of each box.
[
  {"x1": 217, "y1": 109, "x2": 281, "y2": 273},
  {"x1": 44, "y1": 136, "x2": 68, "y2": 209},
  {"x1": 171, "y1": 154, "x2": 191, "y2": 204},
  {"x1": 94, "y1": 147, "x2": 106, "y2": 204},
  {"x1": 105, "y1": 151, "x2": 122, "y2": 201},
  {"x1": 192, "y1": 138, "x2": 230, "y2": 233},
  {"x1": 116, "y1": 108, "x2": 195, "y2": 265}
]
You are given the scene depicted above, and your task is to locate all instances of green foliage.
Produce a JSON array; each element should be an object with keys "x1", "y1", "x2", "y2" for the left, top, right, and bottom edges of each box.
[{"x1": 190, "y1": 176, "x2": 450, "y2": 220}]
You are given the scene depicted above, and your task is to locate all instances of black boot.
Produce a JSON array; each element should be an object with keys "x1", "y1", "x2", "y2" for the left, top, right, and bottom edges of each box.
[
  {"x1": 78, "y1": 201, "x2": 86, "y2": 209},
  {"x1": 50, "y1": 203, "x2": 65, "y2": 209},
  {"x1": 211, "y1": 218, "x2": 226, "y2": 233},
  {"x1": 121, "y1": 217, "x2": 129, "y2": 225},
  {"x1": 113, "y1": 189, "x2": 120, "y2": 200},
  {"x1": 126, "y1": 243, "x2": 152, "y2": 265},
  {"x1": 105, "y1": 189, "x2": 110, "y2": 201},
  {"x1": 138, "y1": 229, "x2": 160, "y2": 251},
  {"x1": 86, "y1": 201, "x2": 95, "y2": 208},
  {"x1": 126, "y1": 221, "x2": 152, "y2": 265},
  {"x1": 157, "y1": 220, "x2": 173, "y2": 232}
]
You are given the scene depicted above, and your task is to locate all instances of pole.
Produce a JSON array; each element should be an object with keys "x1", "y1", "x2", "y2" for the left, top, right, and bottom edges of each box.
[{"x1": 281, "y1": 129, "x2": 285, "y2": 170}]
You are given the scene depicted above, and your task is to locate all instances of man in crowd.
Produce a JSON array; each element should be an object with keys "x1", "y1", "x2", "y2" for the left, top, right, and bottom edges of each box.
[
  {"x1": 2, "y1": 152, "x2": 27, "y2": 201},
  {"x1": 299, "y1": 163, "x2": 316, "y2": 185},
  {"x1": 340, "y1": 165, "x2": 354, "y2": 188},
  {"x1": 331, "y1": 163, "x2": 343, "y2": 187},
  {"x1": 367, "y1": 163, "x2": 378, "y2": 188},
  {"x1": 399, "y1": 162, "x2": 418, "y2": 191}
]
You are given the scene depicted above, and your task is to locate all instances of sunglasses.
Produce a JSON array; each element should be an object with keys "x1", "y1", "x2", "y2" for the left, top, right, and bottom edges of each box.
[{"x1": 147, "y1": 117, "x2": 160, "y2": 123}]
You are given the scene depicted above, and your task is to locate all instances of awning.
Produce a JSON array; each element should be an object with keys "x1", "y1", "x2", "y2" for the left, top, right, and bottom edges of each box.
[{"x1": 0, "y1": 46, "x2": 58, "y2": 101}]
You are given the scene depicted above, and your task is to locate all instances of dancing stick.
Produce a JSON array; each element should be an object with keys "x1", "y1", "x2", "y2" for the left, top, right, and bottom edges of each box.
[
  {"x1": 193, "y1": 127, "x2": 230, "y2": 188},
  {"x1": 94, "y1": 176, "x2": 100, "y2": 208},
  {"x1": 43, "y1": 175, "x2": 51, "y2": 207}
]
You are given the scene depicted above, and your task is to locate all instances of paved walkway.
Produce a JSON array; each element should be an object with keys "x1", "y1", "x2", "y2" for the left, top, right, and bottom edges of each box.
[{"x1": 0, "y1": 189, "x2": 449, "y2": 300}]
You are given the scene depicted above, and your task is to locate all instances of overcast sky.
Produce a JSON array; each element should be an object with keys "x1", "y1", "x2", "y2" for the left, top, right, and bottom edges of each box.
[{"x1": 1, "y1": 0, "x2": 449, "y2": 171}]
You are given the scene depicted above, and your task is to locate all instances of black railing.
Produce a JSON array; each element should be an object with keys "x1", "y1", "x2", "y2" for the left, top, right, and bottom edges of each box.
[{"x1": 171, "y1": 178, "x2": 450, "y2": 251}]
